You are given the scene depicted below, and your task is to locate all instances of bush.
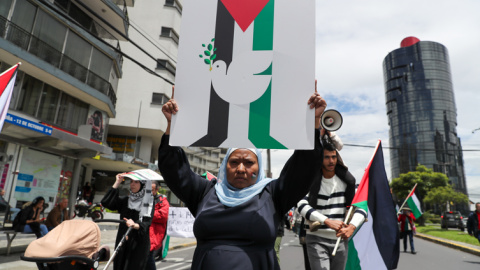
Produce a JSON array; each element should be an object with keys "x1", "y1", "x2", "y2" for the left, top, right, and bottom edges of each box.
[{"x1": 422, "y1": 210, "x2": 440, "y2": 224}]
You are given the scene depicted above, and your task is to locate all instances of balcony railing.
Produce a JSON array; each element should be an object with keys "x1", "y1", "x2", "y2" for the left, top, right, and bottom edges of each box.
[{"x1": 0, "y1": 16, "x2": 117, "y2": 107}]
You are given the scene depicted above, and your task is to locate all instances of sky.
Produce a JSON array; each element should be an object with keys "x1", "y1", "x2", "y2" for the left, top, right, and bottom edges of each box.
[{"x1": 261, "y1": 0, "x2": 480, "y2": 204}]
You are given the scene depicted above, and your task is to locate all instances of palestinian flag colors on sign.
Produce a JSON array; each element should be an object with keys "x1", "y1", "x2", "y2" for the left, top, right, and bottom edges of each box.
[
  {"x1": 171, "y1": 0, "x2": 315, "y2": 149},
  {"x1": 0, "y1": 63, "x2": 20, "y2": 132},
  {"x1": 405, "y1": 186, "x2": 423, "y2": 219},
  {"x1": 346, "y1": 141, "x2": 400, "y2": 270}
]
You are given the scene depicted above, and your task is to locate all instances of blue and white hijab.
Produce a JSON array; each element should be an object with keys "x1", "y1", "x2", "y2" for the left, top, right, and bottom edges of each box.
[{"x1": 215, "y1": 148, "x2": 276, "y2": 207}]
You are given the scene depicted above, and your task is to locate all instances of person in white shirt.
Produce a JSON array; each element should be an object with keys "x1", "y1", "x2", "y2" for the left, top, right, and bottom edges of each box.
[{"x1": 297, "y1": 139, "x2": 366, "y2": 270}]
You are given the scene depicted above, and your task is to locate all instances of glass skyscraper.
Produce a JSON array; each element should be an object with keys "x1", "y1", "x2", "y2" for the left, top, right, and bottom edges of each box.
[{"x1": 383, "y1": 37, "x2": 467, "y2": 194}]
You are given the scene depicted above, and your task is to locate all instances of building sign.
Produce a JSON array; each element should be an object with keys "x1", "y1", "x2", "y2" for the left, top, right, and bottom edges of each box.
[
  {"x1": 106, "y1": 135, "x2": 138, "y2": 154},
  {"x1": 15, "y1": 148, "x2": 63, "y2": 210},
  {"x1": 5, "y1": 113, "x2": 52, "y2": 135}
]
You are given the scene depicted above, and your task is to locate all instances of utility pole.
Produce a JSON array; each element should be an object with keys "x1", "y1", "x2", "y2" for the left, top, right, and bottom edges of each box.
[{"x1": 266, "y1": 149, "x2": 272, "y2": 178}]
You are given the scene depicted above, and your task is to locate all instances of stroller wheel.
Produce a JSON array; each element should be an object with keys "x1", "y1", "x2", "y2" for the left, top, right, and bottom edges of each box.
[{"x1": 91, "y1": 211, "x2": 103, "y2": 221}]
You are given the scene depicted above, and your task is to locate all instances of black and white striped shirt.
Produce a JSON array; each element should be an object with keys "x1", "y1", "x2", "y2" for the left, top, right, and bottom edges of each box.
[{"x1": 297, "y1": 175, "x2": 365, "y2": 239}]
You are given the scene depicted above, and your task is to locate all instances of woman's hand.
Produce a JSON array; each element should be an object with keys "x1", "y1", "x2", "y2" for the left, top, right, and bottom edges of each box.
[
  {"x1": 113, "y1": 173, "x2": 127, "y2": 189},
  {"x1": 123, "y1": 218, "x2": 140, "y2": 230},
  {"x1": 307, "y1": 80, "x2": 327, "y2": 129},
  {"x1": 162, "y1": 86, "x2": 178, "y2": 135}
]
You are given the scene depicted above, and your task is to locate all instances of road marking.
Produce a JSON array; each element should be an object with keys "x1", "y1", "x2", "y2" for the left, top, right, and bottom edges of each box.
[
  {"x1": 157, "y1": 262, "x2": 186, "y2": 270},
  {"x1": 161, "y1": 258, "x2": 185, "y2": 263},
  {"x1": 166, "y1": 245, "x2": 196, "y2": 254}
]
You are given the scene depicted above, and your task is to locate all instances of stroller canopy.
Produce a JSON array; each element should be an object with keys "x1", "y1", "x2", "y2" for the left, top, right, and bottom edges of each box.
[{"x1": 24, "y1": 220, "x2": 101, "y2": 258}]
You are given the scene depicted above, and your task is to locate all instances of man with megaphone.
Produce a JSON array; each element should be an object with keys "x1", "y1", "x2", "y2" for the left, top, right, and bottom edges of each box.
[{"x1": 296, "y1": 116, "x2": 366, "y2": 270}]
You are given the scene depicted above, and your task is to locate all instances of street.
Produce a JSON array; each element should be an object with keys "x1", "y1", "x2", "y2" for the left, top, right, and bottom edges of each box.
[{"x1": 157, "y1": 230, "x2": 480, "y2": 270}]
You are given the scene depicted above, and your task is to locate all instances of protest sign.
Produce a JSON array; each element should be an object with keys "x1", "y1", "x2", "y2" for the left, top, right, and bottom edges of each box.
[
  {"x1": 167, "y1": 207, "x2": 195, "y2": 238},
  {"x1": 171, "y1": 0, "x2": 316, "y2": 149}
]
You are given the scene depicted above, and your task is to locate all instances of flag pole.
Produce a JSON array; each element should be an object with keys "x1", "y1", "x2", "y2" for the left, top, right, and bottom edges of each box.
[
  {"x1": 332, "y1": 205, "x2": 354, "y2": 256},
  {"x1": 397, "y1": 183, "x2": 417, "y2": 215},
  {"x1": 0, "y1": 62, "x2": 21, "y2": 77}
]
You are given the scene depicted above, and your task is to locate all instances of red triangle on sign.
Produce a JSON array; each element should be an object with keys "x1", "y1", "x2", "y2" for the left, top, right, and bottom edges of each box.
[{"x1": 220, "y1": 0, "x2": 270, "y2": 32}]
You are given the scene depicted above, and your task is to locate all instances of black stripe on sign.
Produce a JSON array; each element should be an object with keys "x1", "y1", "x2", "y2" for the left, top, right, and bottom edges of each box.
[{"x1": 192, "y1": 0, "x2": 234, "y2": 147}]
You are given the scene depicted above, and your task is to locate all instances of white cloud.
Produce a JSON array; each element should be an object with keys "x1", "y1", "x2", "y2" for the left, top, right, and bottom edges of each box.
[{"x1": 267, "y1": 0, "x2": 480, "y2": 203}]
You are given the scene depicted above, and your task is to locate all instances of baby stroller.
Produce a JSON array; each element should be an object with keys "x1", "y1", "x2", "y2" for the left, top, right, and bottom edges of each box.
[{"x1": 20, "y1": 219, "x2": 111, "y2": 269}]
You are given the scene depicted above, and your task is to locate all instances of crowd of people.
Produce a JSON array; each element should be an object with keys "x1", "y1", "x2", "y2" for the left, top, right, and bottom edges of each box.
[
  {"x1": 5, "y1": 178, "x2": 170, "y2": 270},
  {"x1": 3, "y1": 84, "x2": 478, "y2": 270}
]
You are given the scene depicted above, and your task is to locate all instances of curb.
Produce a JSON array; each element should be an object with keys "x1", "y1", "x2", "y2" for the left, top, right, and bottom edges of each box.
[
  {"x1": 168, "y1": 241, "x2": 197, "y2": 251},
  {"x1": 415, "y1": 233, "x2": 480, "y2": 257},
  {"x1": 0, "y1": 244, "x2": 28, "y2": 255}
]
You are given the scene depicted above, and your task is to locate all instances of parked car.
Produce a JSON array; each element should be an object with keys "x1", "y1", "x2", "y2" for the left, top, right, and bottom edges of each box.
[{"x1": 440, "y1": 211, "x2": 465, "y2": 231}]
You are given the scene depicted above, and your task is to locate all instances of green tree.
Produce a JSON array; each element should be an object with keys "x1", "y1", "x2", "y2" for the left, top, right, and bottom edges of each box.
[
  {"x1": 423, "y1": 186, "x2": 469, "y2": 212},
  {"x1": 158, "y1": 187, "x2": 167, "y2": 196},
  {"x1": 390, "y1": 165, "x2": 449, "y2": 200}
]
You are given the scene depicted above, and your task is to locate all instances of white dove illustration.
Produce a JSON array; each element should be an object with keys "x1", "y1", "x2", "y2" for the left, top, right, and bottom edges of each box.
[{"x1": 210, "y1": 51, "x2": 273, "y2": 105}]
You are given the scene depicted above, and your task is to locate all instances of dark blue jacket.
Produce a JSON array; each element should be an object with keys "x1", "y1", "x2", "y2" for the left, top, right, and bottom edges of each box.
[{"x1": 467, "y1": 211, "x2": 479, "y2": 237}]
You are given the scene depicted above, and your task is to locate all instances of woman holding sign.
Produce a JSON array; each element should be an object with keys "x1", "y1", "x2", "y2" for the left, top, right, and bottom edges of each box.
[
  {"x1": 158, "y1": 87, "x2": 326, "y2": 270},
  {"x1": 101, "y1": 174, "x2": 154, "y2": 270}
]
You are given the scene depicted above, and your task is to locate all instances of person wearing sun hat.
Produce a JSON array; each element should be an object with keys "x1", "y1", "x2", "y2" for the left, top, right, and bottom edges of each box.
[{"x1": 101, "y1": 173, "x2": 154, "y2": 270}]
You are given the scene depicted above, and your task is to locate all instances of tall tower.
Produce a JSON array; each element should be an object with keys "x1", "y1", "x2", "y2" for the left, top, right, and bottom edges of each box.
[{"x1": 383, "y1": 37, "x2": 467, "y2": 194}]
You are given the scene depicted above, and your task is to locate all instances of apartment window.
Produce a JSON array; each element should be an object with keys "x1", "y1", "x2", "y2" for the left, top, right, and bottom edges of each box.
[
  {"x1": 152, "y1": 93, "x2": 169, "y2": 105},
  {"x1": 90, "y1": 49, "x2": 112, "y2": 80},
  {"x1": 156, "y1": 59, "x2": 176, "y2": 75},
  {"x1": 0, "y1": 0, "x2": 13, "y2": 18},
  {"x1": 56, "y1": 94, "x2": 89, "y2": 132},
  {"x1": 68, "y1": 1, "x2": 94, "y2": 31},
  {"x1": 160, "y1": 27, "x2": 179, "y2": 44},
  {"x1": 37, "y1": 84, "x2": 61, "y2": 123},
  {"x1": 54, "y1": 0, "x2": 69, "y2": 11},
  {"x1": 164, "y1": 0, "x2": 182, "y2": 13},
  {"x1": 33, "y1": 9, "x2": 67, "y2": 52},
  {"x1": 11, "y1": 0, "x2": 36, "y2": 32},
  {"x1": 17, "y1": 74, "x2": 43, "y2": 116}
]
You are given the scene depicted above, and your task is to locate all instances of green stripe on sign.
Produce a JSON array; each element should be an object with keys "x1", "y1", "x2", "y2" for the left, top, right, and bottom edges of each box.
[
  {"x1": 253, "y1": 0, "x2": 274, "y2": 51},
  {"x1": 249, "y1": 0, "x2": 285, "y2": 149},
  {"x1": 249, "y1": 79, "x2": 286, "y2": 149}
]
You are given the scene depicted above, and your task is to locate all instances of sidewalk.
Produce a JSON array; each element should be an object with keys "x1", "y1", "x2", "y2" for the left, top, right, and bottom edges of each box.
[{"x1": 0, "y1": 215, "x2": 197, "y2": 269}]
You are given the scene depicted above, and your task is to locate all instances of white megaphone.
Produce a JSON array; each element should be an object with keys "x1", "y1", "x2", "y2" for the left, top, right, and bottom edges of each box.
[{"x1": 321, "y1": 109, "x2": 343, "y2": 131}]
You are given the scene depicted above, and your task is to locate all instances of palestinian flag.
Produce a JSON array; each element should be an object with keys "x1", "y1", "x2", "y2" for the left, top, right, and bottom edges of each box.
[
  {"x1": 171, "y1": 0, "x2": 315, "y2": 149},
  {"x1": 405, "y1": 187, "x2": 422, "y2": 219},
  {"x1": 346, "y1": 141, "x2": 400, "y2": 270},
  {"x1": 201, "y1": 171, "x2": 216, "y2": 181},
  {"x1": 0, "y1": 63, "x2": 20, "y2": 132}
]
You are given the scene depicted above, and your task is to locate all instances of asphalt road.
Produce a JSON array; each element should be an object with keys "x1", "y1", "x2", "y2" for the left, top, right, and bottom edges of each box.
[
  {"x1": 157, "y1": 230, "x2": 480, "y2": 270},
  {"x1": 396, "y1": 237, "x2": 480, "y2": 270}
]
